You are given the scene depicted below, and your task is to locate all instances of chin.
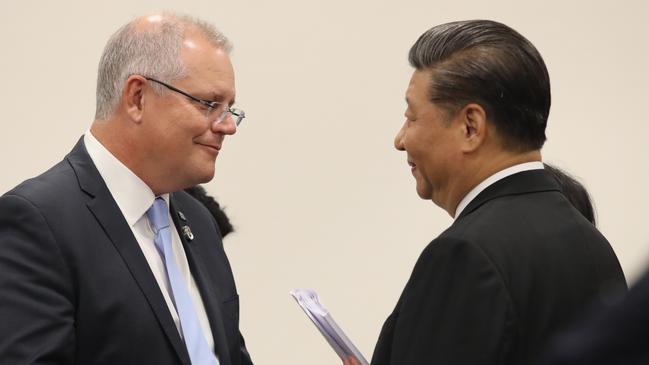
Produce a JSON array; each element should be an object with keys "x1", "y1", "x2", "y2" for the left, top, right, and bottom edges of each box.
[
  {"x1": 195, "y1": 169, "x2": 216, "y2": 185},
  {"x1": 180, "y1": 166, "x2": 216, "y2": 189},
  {"x1": 415, "y1": 183, "x2": 433, "y2": 200}
]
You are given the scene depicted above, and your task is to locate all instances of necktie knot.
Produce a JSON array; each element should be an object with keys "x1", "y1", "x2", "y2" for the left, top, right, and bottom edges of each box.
[{"x1": 147, "y1": 197, "x2": 170, "y2": 233}]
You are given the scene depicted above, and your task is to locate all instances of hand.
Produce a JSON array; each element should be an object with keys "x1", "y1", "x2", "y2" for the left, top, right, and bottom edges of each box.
[{"x1": 342, "y1": 355, "x2": 363, "y2": 365}]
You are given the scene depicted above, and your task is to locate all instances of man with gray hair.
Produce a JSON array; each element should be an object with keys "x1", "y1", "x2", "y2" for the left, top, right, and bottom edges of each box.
[{"x1": 0, "y1": 13, "x2": 252, "y2": 365}]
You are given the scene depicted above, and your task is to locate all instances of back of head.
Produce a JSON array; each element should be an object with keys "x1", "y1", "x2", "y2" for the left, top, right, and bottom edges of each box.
[
  {"x1": 95, "y1": 12, "x2": 232, "y2": 120},
  {"x1": 544, "y1": 164, "x2": 596, "y2": 225},
  {"x1": 409, "y1": 20, "x2": 551, "y2": 152}
]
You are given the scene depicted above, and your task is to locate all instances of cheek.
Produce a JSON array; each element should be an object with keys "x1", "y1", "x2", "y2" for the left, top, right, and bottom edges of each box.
[
  {"x1": 155, "y1": 125, "x2": 197, "y2": 163},
  {"x1": 411, "y1": 140, "x2": 446, "y2": 175},
  {"x1": 405, "y1": 131, "x2": 433, "y2": 160},
  {"x1": 167, "y1": 119, "x2": 206, "y2": 146}
]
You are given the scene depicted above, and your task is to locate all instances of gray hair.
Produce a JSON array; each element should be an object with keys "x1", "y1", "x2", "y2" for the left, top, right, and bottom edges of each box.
[{"x1": 94, "y1": 13, "x2": 232, "y2": 120}]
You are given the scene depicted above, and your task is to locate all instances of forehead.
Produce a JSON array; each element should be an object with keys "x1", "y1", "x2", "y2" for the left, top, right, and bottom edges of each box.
[
  {"x1": 180, "y1": 34, "x2": 235, "y2": 100},
  {"x1": 406, "y1": 69, "x2": 432, "y2": 105}
]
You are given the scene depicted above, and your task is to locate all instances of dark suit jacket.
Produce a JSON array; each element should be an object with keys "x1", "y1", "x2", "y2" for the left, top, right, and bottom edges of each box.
[
  {"x1": 0, "y1": 138, "x2": 253, "y2": 365},
  {"x1": 541, "y1": 268, "x2": 649, "y2": 365},
  {"x1": 370, "y1": 169, "x2": 626, "y2": 365}
]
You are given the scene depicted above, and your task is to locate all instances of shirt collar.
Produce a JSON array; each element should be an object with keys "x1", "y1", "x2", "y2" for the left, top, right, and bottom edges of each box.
[
  {"x1": 453, "y1": 161, "x2": 544, "y2": 219},
  {"x1": 84, "y1": 131, "x2": 169, "y2": 226}
]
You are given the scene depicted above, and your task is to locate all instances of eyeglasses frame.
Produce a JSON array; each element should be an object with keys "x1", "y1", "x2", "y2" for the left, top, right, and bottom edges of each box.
[{"x1": 143, "y1": 76, "x2": 245, "y2": 126}]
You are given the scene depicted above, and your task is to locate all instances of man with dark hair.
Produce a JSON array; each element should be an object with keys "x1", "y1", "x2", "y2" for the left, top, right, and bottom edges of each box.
[{"x1": 346, "y1": 20, "x2": 625, "y2": 365}]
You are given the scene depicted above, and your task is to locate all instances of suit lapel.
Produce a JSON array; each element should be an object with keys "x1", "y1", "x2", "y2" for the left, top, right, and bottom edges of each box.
[
  {"x1": 170, "y1": 195, "x2": 232, "y2": 365},
  {"x1": 66, "y1": 138, "x2": 192, "y2": 365}
]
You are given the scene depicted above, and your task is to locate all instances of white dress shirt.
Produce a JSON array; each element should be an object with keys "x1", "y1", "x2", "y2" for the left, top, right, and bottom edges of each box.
[
  {"x1": 84, "y1": 131, "x2": 215, "y2": 352},
  {"x1": 454, "y1": 161, "x2": 545, "y2": 219}
]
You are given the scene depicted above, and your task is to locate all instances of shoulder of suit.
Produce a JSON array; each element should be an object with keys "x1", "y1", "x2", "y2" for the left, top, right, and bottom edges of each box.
[
  {"x1": 3, "y1": 159, "x2": 77, "y2": 206},
  {"x1": 417, "y1": 235, "x2": 495, "y2": 267}
]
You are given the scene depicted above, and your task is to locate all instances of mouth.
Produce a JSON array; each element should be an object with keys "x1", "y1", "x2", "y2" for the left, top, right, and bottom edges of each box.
[
  {"x1": 408, "y1": 160, "x2": 417, "y2": 174},
  {"x1": 196, "y1": 142, "x2": 221, "y2": 154}
]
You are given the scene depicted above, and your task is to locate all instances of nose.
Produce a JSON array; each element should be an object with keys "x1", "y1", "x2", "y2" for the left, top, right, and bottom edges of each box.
[
  {"x1": 394, "y1": 121, "x2": 406, "y2": 151},
  {"x1": 211, "y1": 113, "x2": 237, "y2": 136}
]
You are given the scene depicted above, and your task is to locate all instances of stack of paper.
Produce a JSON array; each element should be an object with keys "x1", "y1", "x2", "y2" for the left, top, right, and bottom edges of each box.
[{"x1": 290, "y1": 288, "x2": 369, "y2": 365}]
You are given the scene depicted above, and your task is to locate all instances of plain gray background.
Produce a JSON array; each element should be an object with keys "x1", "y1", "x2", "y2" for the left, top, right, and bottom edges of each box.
[{"x1": 1, "y1": 1, "x2": 648, "y2": 364}]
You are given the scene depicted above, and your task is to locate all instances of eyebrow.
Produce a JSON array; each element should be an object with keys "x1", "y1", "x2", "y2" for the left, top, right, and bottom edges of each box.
[{"x1": 208, "y1": 92, "x2": 235, "y2": 107}]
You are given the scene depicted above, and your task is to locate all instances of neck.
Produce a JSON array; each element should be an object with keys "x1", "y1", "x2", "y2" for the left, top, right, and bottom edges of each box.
[
  {"x1": 444, "y1": 149, "x2": 542, "y2": 216},
  {"x1": 90, "y1": 119, "x2": 162, "y2": 193}
]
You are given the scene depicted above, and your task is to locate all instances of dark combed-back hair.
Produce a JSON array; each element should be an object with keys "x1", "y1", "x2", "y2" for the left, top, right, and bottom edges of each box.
[{"x1": 409, "y1": 20, "x2": 551, "y2": 151}]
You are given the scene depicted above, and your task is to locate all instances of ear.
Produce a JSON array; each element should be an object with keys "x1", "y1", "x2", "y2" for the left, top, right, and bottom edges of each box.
[
  {"x1": 122, "y1": 75, "x2": 147, "y2": 123},
  {"x1": 457, "y1": 103, "x2": 488, "y2": 153}
]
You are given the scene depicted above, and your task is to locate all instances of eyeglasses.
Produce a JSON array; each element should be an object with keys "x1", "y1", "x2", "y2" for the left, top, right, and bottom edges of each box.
[{"x1": 144, "y1": 77, "x2": 245, "y2": 126}]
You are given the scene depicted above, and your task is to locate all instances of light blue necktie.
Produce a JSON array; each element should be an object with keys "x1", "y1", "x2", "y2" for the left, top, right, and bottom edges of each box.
[{"x1": 147, "y1": 197, "x2": 219, "y2": 365}]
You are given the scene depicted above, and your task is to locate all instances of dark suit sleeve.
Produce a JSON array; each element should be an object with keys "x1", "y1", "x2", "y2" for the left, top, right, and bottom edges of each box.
[
  {"x1": 0, "y1": 194, "x2": 75, "y2": 364},
  {"x1": 376, "y1": 237, "x2": 514, "y2": 365},
  {"x1": 237, "y1": 332, "x2": 254, "y2": 365}
]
